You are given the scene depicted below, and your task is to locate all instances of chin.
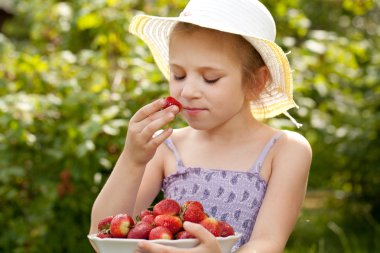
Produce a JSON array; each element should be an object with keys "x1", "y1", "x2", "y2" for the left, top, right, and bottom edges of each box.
[{"x1": 186, "y1": 121, "x2": 217, "y2": 131}]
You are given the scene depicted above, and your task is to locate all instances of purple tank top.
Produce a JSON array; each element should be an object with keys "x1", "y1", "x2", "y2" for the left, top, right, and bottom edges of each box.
[{"x1": 162, "y1": 132, "x2": 283, "y2": 252}]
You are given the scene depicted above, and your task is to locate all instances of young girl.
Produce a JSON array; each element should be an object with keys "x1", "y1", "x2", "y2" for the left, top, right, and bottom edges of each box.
[{"x1": 90, "y1": 0, "x2": 312, "y2": 252}]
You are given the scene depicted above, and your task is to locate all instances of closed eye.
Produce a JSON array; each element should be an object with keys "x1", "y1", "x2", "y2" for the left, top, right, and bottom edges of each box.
[
  {"x1": 174, "y1": 75, "x2": 186, "y2": 81},
  {"x1": 204, "y1": 78, "x2": 220, "y2": 84}
]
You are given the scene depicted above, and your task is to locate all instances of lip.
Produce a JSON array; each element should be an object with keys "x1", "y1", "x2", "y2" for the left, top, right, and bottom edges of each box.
[{"x1": 183, "y1": 107, "x2": 207, "y2": 116}]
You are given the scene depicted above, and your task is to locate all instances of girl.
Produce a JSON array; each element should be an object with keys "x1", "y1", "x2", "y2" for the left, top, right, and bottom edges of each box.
[{"x1": 90, "y1": 0, "x2": 312, "y2": 252}]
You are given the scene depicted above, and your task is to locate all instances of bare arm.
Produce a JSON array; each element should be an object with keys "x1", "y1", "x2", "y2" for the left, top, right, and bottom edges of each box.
[
  {"x1": 89, "y1": 99, "x2": 180, "y2": 235},
  {"x1": 237, "y1": 131, "x2": 312, "y2": 253}
]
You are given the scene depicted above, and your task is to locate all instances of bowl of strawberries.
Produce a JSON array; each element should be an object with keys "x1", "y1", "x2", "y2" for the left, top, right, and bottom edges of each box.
[{"x1": 88, "y1": 199, "x2": 240, "y2": 253}]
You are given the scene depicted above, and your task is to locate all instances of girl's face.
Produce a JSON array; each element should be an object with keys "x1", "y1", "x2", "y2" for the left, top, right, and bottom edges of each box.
[{"x1": 169, "y1": 28, "x2": 252, "y2": 130}]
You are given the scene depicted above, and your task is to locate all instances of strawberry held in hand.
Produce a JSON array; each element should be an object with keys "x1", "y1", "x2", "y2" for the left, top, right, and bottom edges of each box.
[
  {"x1": 163, "y1": 96, "x2": 183, "y2": 111},
  {"x1": 109, "y1": 213, "x2": 135, "y2": 238}
]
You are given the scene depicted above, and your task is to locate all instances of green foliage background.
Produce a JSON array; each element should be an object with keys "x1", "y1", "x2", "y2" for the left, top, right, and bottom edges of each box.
[{"x1": 0, "y1": 0, "x2": 379, "y2": 252}]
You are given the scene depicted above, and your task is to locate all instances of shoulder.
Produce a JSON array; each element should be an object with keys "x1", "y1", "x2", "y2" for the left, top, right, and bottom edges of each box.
[
  {"x1": 273, "y1": 130, "x2": 312, "y2": 172},
  {"x1": 279, "y1": 130, "x2": 312, "y2": 152},
  {"x1": 154, "y1": 127, "x2": 191, "y2": 176},
  {"x1": 168, "y1": 126, "x2": 192, "y2": 142}
]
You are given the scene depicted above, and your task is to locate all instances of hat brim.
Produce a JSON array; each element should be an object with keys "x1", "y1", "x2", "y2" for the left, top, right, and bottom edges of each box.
[{"x1": 129, "y1": 14, "x2": 297, "y2": 119}]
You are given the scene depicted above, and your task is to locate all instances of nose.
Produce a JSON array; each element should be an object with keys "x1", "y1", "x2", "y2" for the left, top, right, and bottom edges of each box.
[{"x1": 180, "y1": 76, "x2": 202, "y2": 99}]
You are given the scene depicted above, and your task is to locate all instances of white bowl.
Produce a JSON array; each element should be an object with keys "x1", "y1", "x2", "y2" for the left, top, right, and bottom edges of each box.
[{"x1": 88, "y1": 233, "x2": 240, "y2": 253}]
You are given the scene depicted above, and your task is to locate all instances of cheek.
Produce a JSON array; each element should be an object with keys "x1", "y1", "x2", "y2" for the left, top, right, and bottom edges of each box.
[
  {"x1": 212, "y1": 86, "x2": 245, "y2": 110},
  {"x1": 168, "y1": 81, "x2": 180, "y2": 95},
  {"x1": 219, "y1": 79, "x2": 246, "y2": 100}
]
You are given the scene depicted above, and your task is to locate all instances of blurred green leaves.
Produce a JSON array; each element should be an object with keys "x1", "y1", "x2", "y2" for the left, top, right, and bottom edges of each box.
[
  {"x1": 0, "y1": 0, "x2": 379, "y2": 252},
  {"x1": 0, "y1": 0, "x2": 185, "y2": 251}
]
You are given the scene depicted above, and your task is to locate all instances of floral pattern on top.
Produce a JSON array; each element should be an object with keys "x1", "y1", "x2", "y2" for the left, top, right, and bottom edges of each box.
[{"x1": 162, "y1": 132, "x2": 283, "y2": 252}]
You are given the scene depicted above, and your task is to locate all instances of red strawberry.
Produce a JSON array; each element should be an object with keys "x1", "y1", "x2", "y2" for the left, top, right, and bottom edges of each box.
[
  {"x1": 163, "y1": 97, "x2": 183, "y2": 111},
  {"x1": 149, "y1": 226, "x2": 173, "y2": 240},
  {"x1": 137, "y1": 209, "x2": 154, "y2": 221},
  {"x1": 219, "y1": 221, "x2": 235, "y2": 237},
  {"x1": 96, "y1": 231, "x2": 112, "y2": 238},
  {"x1": 109, "y1": 213, "x2": 135, "y2": 238},
  {"x1": 141, "y1": 209, "x2": 154, "y2": 218},
  {"x1": 176, "y1": 230, "x2": 196, "y2": 239},
  {"x1": 154, "y1": 214, "x2": 183, "y2": 234},
  {"x1": 200, "y1": 217, "x2": 222, "y2": 237},
  {"x1": 182, "y1": 203, "x2": 207, "y2": 223},
  {"x1": 97, "y1": 215, "x2": 114, "y2": 232},
  {"x1": 153, "y1": 199, "x2": 181, "y2": 216},
  {"x1": 183, "y1": 200, "x2": 204, "y2": 212},
  {"x1": 127, "y1": 221, "x2": 154, "y2": 239},
  {"x1": 141, "y1": 214, "x2": 155, "y2": 225}
]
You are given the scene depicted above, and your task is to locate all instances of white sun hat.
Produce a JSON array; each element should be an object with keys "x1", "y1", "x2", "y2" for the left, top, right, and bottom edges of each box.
[{"x1": 129, "y1": 0, "x2": 301, "y2": 126}]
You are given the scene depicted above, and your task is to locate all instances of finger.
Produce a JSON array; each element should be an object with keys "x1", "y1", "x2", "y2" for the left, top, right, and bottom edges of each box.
[
  {"x1": 139, "y1": 105, "x2": 180, "y2": 127},
  {"x1": 150, "y1": 128, "x2": 173, "y2": 147},
  {"x1": 132, "y1": 99, "x2": 166, "y2": 123},
  {"x1": 127, "y1": 106, "x2": 174, "y2": 139},
  {"x1": 140, "y1": 128, "x2": 173, "y2": 152},
  {"x1": 137, "y1": 241, "x2": 181, "y2": 253},
  {"x1": 183, "y1": 222, "x2": 223, "y2": 253},
  {"x1": 183, "y1": 222, "x2": 215, "y2": 244},
  {"x1": 138, "y1": 111, "x2": 176, "y2": 142}
]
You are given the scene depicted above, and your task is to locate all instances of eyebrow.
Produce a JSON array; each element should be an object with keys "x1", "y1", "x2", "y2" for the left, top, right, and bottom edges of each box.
[{"x1": 169, "y1": 63, "x2": 224, "y2": 72}]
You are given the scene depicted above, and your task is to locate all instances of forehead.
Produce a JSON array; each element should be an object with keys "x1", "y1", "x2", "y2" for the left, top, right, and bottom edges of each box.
[
  {"x1": 169, "y1": 25, "x2": 243, "y2": 65},
  {"x1": 170, "y1": 24, "x2": 241, "y2": 48}
]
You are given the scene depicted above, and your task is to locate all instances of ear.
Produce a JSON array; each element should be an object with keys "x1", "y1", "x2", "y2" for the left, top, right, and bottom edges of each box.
[{"x1": 245, "y1": 66, "x2": 271, "y2": 100}]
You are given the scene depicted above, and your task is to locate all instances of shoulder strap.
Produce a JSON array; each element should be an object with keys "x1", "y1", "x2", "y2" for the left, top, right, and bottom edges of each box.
[
  {"x1": 164, "y1": 138, "x2": 185, "y2": 170},
  {"x1": 250, "y1": 132, "x2": 284, "y2": 174}
]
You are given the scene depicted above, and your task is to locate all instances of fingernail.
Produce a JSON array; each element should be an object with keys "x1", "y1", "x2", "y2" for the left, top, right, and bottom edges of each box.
[{"x1": 171, "y1": 106, "x2": 179, "y2": 113}]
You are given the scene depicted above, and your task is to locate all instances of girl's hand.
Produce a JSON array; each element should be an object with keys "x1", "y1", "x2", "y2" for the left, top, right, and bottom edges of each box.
[
  {"x1": 125, "y1": 98, "x2": 180, "y2": 165},
  {"x1": 135, "y1": 222, "x2": 223, "y2": 253}
]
